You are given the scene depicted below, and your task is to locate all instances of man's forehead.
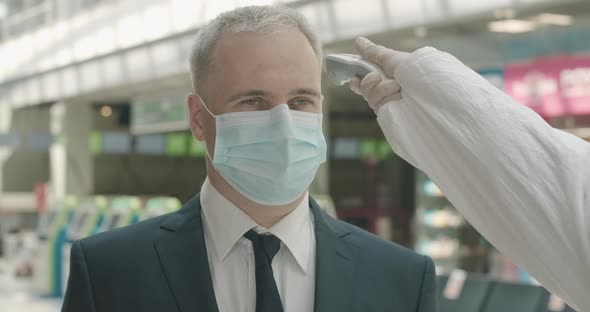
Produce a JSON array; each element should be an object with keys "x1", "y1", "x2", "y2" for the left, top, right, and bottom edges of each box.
[
  {"x1": 201, "y1": 30, "x2": 321, "y2": 99},
  {"x1": 211, "y1": 30, "x2": 317, "y2": 65}
]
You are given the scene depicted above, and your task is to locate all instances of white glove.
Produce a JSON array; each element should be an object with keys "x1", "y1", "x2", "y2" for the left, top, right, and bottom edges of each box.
[{"x1": 348, "y1": 37, "x2": 410, "y2": 113}]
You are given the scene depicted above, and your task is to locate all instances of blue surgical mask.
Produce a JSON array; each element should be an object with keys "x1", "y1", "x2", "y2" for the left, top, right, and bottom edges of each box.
[{"x1": 200, "y1": 98, "x2": 327, "y2": 205}]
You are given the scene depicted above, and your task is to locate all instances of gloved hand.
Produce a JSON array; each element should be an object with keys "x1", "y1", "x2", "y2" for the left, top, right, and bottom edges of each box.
[{"x1": 348, "y1": 37, "x2": 410, "y2": 113}]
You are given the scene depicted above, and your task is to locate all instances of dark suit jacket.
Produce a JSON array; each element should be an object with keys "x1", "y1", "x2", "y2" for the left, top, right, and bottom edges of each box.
[{"x1": 62, "y1": 194, "x2": 437, "y2": 312}]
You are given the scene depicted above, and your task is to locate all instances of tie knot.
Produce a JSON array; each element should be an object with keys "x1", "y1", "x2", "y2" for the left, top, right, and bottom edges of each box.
[{"x1": 244, "y1": 229, "x2": 281, "y2": 263}]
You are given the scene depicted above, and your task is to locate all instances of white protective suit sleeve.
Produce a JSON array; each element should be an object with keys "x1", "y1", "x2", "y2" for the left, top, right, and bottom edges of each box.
[{"x1": 377, "y1": 47, "x2": 590, "y2": 311}]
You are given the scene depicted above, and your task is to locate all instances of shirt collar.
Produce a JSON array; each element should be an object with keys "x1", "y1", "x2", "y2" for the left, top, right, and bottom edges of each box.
[
  {"x1": 200, "y1": 178, "x2": 313, "y2": 273},
  {"x1": 266, "y1": 191, "x2": 312, "y2": 273}
]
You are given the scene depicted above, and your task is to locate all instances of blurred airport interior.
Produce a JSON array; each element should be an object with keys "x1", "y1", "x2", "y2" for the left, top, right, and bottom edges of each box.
[{"x1": 0, "y1": 0, "x2": 589, "y2": 311}]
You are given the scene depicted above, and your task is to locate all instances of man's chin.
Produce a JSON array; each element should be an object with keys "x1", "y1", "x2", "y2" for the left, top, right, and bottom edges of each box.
[{"x1": 207, "y1": 172, "x2": 306, "y2": 210}]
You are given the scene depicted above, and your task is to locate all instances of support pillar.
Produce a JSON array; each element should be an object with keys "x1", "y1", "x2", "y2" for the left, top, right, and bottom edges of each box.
[
  {"x1": 0, "y1": 103, "x2": 13, "y2": 192},
  {"x1": 50, "y1": 102, "x2": 93, "y2": 199}
]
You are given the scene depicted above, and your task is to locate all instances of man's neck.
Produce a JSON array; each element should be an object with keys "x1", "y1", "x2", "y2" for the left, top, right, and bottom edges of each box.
[{"x1": 207, "y1": 170, "x2": 304, "y2": 228}]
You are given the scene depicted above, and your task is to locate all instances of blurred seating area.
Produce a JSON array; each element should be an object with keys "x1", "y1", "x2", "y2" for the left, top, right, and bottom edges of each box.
[{"x1": 437, "y1": 273, "x2": 577, "y2": 312}]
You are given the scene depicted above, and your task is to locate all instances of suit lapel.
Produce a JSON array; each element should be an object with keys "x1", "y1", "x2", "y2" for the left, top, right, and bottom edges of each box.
[
  {"x1": 311, "y1": 197, "x2": 357, "y2": 312},
  {"x1": 154, "y1": 195, "x2": 218, "y2": 312}
]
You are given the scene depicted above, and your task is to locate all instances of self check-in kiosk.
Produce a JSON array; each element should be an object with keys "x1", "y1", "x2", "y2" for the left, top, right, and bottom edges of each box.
[
  {"x1": 140, "y1": 197, "x2": 181, "y2": 221},
  {"x1": 98, "y1": 196, "x2": 141, "y2": 233},
  {"x1": 61, "y1": 196, "x2": 110, "y2": 294},
  {"x1": 34, "y1": 196, "x2": 78, "y2": 297}
]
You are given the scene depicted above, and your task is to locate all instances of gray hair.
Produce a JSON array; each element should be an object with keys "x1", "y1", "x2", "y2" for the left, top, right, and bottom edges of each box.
[{"x1": 189, "y1": 5, "x2": 323, "y2": 94}]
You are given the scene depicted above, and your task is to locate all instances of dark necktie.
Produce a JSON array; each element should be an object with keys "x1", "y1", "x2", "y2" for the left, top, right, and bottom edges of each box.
[{"x1": 243, "y1": 229, "x2": 284, "y2": 312}]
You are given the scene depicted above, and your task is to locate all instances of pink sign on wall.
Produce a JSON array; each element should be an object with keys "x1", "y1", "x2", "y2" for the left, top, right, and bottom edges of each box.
[{"x1": 505, "y1": 55, "x2": 590, "y2": 117}]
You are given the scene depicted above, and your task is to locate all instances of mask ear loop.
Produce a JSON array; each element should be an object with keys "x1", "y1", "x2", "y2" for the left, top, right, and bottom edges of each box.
[
  {"x1": 199, "y1": 96, "x2": 216, "y2": 118},
  {"x1": 195, "y1": 94, "x2": 216, "y2": 165}
]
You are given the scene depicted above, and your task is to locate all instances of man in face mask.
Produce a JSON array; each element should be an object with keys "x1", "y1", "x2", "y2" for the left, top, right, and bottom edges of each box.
[{"x1": 62, "y1": 5, "x2": 437, "y2": 312}]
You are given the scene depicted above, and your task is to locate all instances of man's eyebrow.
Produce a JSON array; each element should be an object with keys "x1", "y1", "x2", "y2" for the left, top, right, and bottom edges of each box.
[
  {"x1": 289, "y1": 88, "x2": 321, "y2": 98},
  {"x1": 227, "y1": 90, "x2": 270, "y2": 103}
]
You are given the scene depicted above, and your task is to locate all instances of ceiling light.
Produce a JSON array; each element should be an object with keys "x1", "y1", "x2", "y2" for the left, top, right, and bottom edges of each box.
[
  {"x1": 535, "y1": 13, "x2": 573, "y2": 26},
  {"x1": 100, "y1": 105, "x2": 113, "y2": 117},
  {"x1": 488, "y1": 19, "x2": 536, "y2": 33}
]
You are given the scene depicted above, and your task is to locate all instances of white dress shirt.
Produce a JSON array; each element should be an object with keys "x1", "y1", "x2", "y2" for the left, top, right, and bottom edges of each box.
[
  {"x1": 377, "y1": 47, "x2": 590, "y2": 311},
  {"x1": 200, "y1": 179, "x2": 316, "y2": 312}
]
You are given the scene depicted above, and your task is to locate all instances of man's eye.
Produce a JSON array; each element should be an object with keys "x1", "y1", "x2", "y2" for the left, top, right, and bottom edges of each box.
[
  {"x1": 291, "y1": 98, "x2": 314, "y2": 106},
  {"x1": 240, "y1": 99, "x2": 261, "y2": 106}
]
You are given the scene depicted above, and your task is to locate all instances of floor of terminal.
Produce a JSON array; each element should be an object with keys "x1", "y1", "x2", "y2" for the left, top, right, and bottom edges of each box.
[{"x1": 0, "y1": 259, "x2": 62, "y2": 312}]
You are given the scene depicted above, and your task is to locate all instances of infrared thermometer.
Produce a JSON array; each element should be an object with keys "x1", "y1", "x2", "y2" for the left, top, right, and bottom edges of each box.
[{"x1": 325, "y1": 53, "x2": 385, "y2": 85}]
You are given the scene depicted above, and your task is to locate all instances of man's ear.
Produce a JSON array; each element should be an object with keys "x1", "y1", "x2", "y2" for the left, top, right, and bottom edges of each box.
[{"x1": 187, "y1": 93, "x2": 205, "y2": 141}]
